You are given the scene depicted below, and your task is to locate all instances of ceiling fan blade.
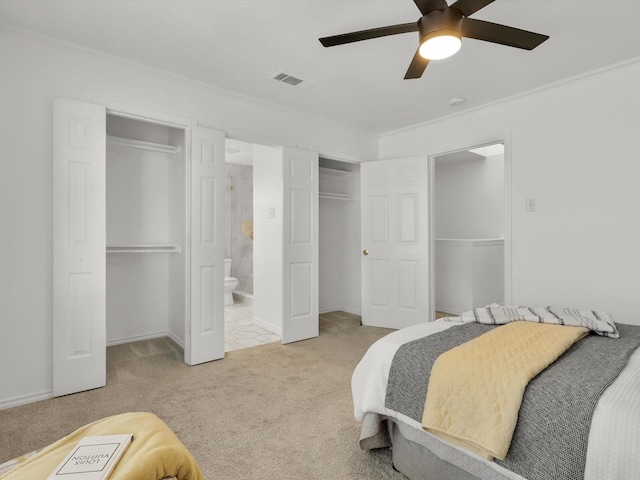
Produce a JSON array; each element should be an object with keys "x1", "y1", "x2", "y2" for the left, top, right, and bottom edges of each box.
[
  {"x1": 413, "y1": 0, "x2": 447, "y2": 15},
  {"x1": 404, "y1": 48, "x2": 430, "y2": 79},
  {"x1": 319, "y1": 22, "x2": 418, "y2": 47},
  {"x1": 449, "y1": 0, "x2": 495, "y2": 17},
  {"x1": 461, "y1": 18, "x2": 549, "y2": 50}
]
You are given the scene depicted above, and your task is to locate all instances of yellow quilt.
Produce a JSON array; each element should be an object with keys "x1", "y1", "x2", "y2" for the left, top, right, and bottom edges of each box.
[
  {"x1": 0, "y1": 412, "x2": 203, "y2": 480},
  {"x1": 421, "y1": 321, "x2": 588, "y2": 461}
]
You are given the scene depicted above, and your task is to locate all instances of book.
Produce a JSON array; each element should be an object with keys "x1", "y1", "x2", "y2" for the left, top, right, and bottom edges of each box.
[{"x1": 47, "y1": 434, "x2": 133, "y2": 480}]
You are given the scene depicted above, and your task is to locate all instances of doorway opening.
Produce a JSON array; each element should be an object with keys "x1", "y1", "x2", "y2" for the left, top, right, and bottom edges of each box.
[
  {"x1": 105, "y1": 114, "x2": 188, "y2": 351},
  {"x1": 318, "y1": 157, "x2": 361, "y2": 317},
  {"x1": 223, "y1": 138, "x2": 280, "y2": 352},
  {"x1": 431, "y1": 142, "x2": 507, "y2": 319}
]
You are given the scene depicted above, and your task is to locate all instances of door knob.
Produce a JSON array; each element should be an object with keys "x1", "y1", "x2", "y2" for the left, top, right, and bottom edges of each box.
[{"x1": 362, "y1": 249, "x2": 369, "y2": 256}]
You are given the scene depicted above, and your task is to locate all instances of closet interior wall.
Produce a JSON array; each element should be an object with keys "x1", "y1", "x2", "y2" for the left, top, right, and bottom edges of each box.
[
  {"x1": 105, "y1": 115, "x2": 186, "y2": 346},
  {"x1": 318, "y1": 158, "x2": 361, "y2": 315}
]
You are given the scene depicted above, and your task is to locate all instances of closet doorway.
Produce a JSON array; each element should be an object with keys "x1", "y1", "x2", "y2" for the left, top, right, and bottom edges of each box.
[
  {"x1": 318, "y1": 158, "x2": 361, "y2": 316},
  {"x1": 105, "y1": 115, "x2": 187, "y2": 350},
  {"x1": 52, "y1": 99, "x2": 226, "y2": 397},
  {"x1": 430, "y1": 141, "x2": 508, "y2": 319}
]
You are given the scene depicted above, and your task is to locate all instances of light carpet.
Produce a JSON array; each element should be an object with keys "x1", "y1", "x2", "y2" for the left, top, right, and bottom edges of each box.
[{"x1": 0, "y1": 312, "x2": 405, "y2": 479}]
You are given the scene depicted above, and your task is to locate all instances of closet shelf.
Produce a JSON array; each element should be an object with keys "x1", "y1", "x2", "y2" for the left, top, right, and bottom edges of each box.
[
  {"x1": 319, "y1": 192, "x2": 358, "y2": 200},
  {"x1": 106, "y1": 244, "x2": 182, "y2": 253},
  {"x1": 107, "y1": 135, "x2": 180, "y2": 155},
  {"x1": 319, "y1": 167, "x2": 352, "y2": 177}
]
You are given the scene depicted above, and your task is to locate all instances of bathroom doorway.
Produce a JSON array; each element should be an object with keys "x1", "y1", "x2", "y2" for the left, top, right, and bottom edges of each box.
[
  {"x1": 224, "y1": 138, "x2": 280, "y2": 351},
  {"x1": 431, "y1": 141, "x2": 507, "y2": 319}
]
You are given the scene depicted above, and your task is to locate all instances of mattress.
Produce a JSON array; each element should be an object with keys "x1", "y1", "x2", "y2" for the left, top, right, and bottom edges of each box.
[{"x1": 352, "y1": 318, "x2": 640, "y2": 480}]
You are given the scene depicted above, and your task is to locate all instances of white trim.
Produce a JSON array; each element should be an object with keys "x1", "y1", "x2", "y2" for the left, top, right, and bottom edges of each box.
[
  {"x1": 503, "y1": 134, "x2": 513, "y2": 305},
  {"x1": 4, "y1": 21, "x2": 640, "y2": 139},
  {"x1": 0, "y1": 390, "x2": 52, "y2": 411},
  {"x1": 428, "y1": 154, "x2": 435, "y2": 322},
  {"x1": 318, "y1": 306, "x2": 362, "y2": 316},
  {"x1": 253, "y1": 316, "x2": 282, "y2": 336},
  {"x1": 167, "y1": 331, "x2": 185, "y2": 349},
  {"x1": 106, "y1": 331, "x2": 174, "y2": 347},
  {"x1": 381, "y1": 55, "x2": 640, "y2": 138},
  {"x1": 0, "y1": 24, "x2": 376, "y2": 139},
  {"x1": 435, "y1": 306, "x2": 464, "y2": 316},
  {"x1": 97, "y1": 98, "x2": 197, "y2": 128},
  {"x1": 435, "y1": 238, "x2": 504, "y2": 247}
]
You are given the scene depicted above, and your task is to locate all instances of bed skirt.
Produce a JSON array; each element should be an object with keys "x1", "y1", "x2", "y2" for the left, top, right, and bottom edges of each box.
[{"x1": 360, "y1": 413, "x2": 520, "y2": 480}]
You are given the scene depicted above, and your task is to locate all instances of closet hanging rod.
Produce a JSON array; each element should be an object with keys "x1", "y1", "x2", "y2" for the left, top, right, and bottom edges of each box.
[
  {"x1": 319, "y1": 166, "x2": 352, "y2": 177},
  {"x1": 106, "y1": 135, "x2": 180, "y2": 155}
]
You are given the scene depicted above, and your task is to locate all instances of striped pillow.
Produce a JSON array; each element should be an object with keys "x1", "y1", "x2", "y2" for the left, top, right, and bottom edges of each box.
[{"x1": 458, "y1": 304, "x2": 619, "y2": 338}]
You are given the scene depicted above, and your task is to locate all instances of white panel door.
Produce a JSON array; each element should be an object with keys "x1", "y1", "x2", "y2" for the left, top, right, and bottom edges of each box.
[
  {"x1": 282, "y1": 147, "x2": 319, "y2": 344},
  {"x1": 361, "y1": 157, "x2": 429, "y2": 329},
  {"x1": 53, "y1": 98, "x2": 106, "y2": 396},
  {"x1": 186, "y1": 126, "x2": 226, "y2": 365}
]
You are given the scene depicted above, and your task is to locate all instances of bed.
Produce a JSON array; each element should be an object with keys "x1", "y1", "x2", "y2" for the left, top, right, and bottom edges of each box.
[{"x1": 352, "y1": 306, "x2": 640, "y2": 480}]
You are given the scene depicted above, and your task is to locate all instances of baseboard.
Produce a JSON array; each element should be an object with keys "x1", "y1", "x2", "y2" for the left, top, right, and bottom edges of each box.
[
  {"x1": 319, "y1": 306, "x2": 362, "y2": 316},
  {"x1": 253, "y1": 316, "x2": 281, "y2": 336},
  {"x1": 435, "y1": 305, "x2": 464, "y2": 316},
  {"x1": 0, "y1": 389, "x2": 52, "y2": 411},
  {"x1": 233, "y1": 290, "x2": 253, "y2": 302},
  {"x1": 106, "y1": 330, "x2": 173, "y2": 347},
  {"x1": 166, "y1": 331, "x2": 185, "y2": 349}
]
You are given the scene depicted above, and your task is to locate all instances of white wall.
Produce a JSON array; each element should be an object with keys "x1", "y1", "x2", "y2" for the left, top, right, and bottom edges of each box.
[
  {"x1": 252, "y1": 145, "x2": 284, "y2": 334},
  {"x1": 433, "y1": 151, "x2": 505, "y2": 314},
  {"x1": 0, "y1": 28, "x2": 376, "y2": 408},
  {"x1": 435, "y1": 239, "x2": 504, "y2": 314},
  {"x1": 381, "y1": 58, "x2": 640, "y2": 326},
  {"x1": 434, "y1": 153, "x2": 504, "y2": 239}
]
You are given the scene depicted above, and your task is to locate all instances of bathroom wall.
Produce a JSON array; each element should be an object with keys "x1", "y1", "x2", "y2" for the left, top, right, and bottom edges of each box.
[{"x1": 225, "y1": 163, "x2": 254, "y2": 293}]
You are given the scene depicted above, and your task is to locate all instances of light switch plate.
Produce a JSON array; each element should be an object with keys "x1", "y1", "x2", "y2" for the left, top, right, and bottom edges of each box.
[{"x1": 525, "y1": 198, "x2": 536, "y2": 212}]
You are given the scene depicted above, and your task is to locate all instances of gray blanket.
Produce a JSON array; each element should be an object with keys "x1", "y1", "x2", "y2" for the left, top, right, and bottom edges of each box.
[{"x1": 385, "y1": 322, "x2": 640, "y2": 480}]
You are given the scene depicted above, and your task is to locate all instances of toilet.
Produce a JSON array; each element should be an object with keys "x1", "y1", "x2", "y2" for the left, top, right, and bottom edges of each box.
[{"x1": 224, "y1": 258, "x2": 238, "y2": 306}]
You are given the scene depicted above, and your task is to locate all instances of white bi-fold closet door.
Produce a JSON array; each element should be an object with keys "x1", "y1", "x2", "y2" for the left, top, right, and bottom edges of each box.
[{"x1": 53, "y1": 99, "x2": 226, "y2": 397}]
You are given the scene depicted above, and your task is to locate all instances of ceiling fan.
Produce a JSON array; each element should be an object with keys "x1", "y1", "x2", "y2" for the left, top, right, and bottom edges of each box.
[{"x1": 319, "y1": 0, "x2": 549, "y2": 79}]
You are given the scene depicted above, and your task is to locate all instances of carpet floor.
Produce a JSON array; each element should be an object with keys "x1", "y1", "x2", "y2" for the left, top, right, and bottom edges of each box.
[{"x1": 0, "y1": 311, "x2": 406, "y2": 479}]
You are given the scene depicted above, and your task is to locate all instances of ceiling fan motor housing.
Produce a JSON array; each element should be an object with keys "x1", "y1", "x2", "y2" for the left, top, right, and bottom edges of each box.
[{"x1": 418, "y1": 7, "x2": 464, "y2": 43}]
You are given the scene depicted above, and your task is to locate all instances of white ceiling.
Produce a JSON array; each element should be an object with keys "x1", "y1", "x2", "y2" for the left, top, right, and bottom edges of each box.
[{"x1": 1, "y1": 0, "x2": 640, "y2": 136}]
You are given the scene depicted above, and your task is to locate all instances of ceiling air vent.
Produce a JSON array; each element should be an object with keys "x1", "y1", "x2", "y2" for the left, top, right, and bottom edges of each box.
[{"x1": 270, "y1": 71, "x2": 314, "y2": 89}]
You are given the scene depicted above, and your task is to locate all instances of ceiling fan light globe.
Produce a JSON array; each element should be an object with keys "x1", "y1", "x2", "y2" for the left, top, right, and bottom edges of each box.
[{"x1": 419, "y1": 34, "x2": 461, "y2": 60}]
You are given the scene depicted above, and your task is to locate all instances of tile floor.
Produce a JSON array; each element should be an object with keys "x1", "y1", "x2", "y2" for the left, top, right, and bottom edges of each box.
[{"x1": 225, "y1": 294, "x2": 280, "y2": 352}]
